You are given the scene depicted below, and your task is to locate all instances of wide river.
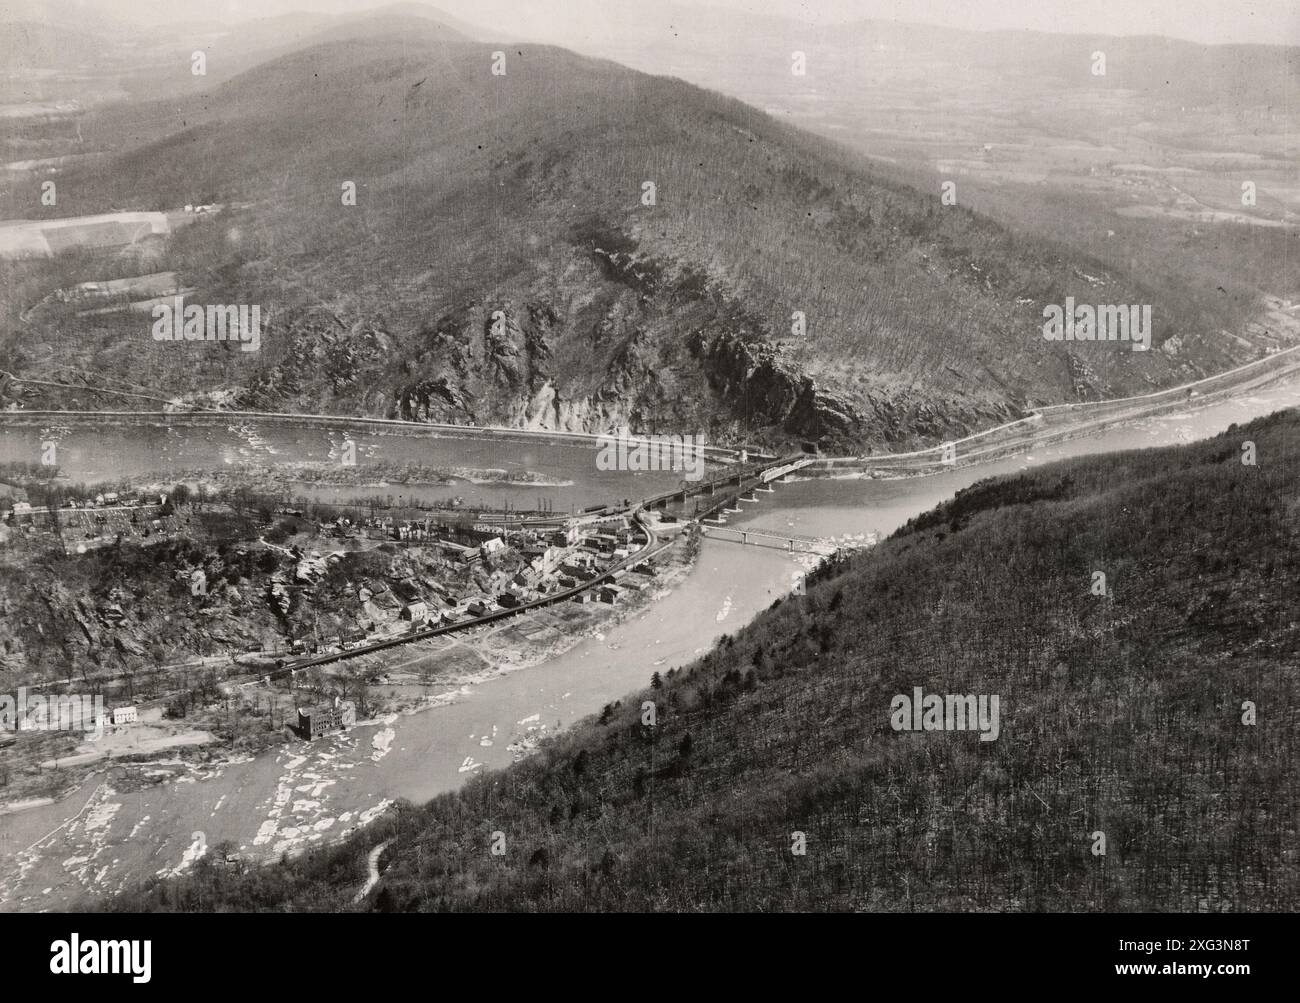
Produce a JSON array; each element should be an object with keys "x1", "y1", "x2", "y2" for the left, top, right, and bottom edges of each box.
[
  {"x1": 0, "y1": 419, "x2": 686, "y2": 512},
  {"x1": 1, "y1": 382, "x2": 1297, "y2": 910}
]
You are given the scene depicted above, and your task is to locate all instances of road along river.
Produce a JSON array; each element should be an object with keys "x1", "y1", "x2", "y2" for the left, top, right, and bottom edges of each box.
[{"x1": 1, "y1": 379, "x2": 1298, "y2": 910}]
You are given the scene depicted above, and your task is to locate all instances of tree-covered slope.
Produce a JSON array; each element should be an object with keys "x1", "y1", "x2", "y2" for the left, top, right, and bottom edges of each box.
[
  {"x1": 2, "y1": 16, "x2": 1258, "y2": 450},
  {"x1": 109, "y1": 409, "x2": 1300, "y2": 912}
]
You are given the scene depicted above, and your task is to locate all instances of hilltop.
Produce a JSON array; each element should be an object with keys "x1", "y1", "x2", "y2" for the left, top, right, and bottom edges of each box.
[
  {"x1": 0, "y1": 16, "x2": 1277, "y2": 450},
  {"x1": 108, "y1": 408, "x2": 1300, "y2": 911}
]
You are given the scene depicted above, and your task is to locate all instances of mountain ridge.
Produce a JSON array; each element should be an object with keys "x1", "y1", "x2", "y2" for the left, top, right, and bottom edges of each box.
[{"x1": 0, "y1": 18, "x2": 1272, "y2": 450}]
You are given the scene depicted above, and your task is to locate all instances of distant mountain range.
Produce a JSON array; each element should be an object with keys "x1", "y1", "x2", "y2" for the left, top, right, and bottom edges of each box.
[{"x1": 543, "y1": 3, "x2": 1300, "y2": 109}]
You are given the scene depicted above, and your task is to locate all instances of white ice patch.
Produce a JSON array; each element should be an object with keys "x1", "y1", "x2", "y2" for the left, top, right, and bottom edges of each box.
[{"x1": 371, "y1": 728, "x2": 395, "y2": 762}]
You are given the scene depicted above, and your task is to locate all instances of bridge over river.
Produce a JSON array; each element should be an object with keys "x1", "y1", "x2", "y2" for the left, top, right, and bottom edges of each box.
[{"x1": 698, "y1": 524, "x2": 836, "y2": 555}]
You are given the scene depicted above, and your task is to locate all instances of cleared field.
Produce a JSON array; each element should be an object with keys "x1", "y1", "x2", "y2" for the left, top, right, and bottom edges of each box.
[{"x1": 0, "y1": 211, "x2": 170, "y2": 259}]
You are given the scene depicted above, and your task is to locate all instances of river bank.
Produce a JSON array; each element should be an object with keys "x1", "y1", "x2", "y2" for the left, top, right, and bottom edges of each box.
[{"x1": 2, "y1": 378, "x2": 1299, "y2": 910}]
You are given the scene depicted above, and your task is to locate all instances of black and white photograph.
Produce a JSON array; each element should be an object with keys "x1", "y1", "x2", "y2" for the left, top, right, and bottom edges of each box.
[{"x1": 0, "y1": 0, "x2": 1295, "y2": 979}]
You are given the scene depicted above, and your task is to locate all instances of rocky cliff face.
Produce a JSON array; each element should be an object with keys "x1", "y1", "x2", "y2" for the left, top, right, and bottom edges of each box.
[
  {"x1": 687, "y1": 328, "x2": 864, "y2": 448},
  {"x1": 208, "y1": 225, "x2": 1022, "y2": 454},
  {"x1": 378, "y1": 269, "x2": 877, "y2": 449}
]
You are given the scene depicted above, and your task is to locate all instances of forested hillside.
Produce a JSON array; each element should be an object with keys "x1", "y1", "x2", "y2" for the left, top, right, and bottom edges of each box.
[
  {"x1": 1, "y1": 15, "x2": 1262, "y2": 451},
  {"x1": 109, "y1": 409, "x2": 1300, "y2": 912}
]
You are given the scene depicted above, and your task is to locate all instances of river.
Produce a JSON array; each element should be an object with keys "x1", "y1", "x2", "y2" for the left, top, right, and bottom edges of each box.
[
  {"x1": 0, "y1": 420, "x2": 686, "y2": 512},
  {"x1": 1, "y1": 380, "x2": 1297, "y2": 910}
]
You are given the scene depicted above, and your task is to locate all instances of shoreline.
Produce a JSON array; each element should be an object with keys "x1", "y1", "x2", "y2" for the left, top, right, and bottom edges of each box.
[
  {"x1": 5, "y1": 375, "x2": 1300, "y2": 907},
  {"x1": 0, "y1": 530, "x2": 701, "y2": 828},
  {"x1": 0, "y1": 531, "x2": 714, "y2": 910}
]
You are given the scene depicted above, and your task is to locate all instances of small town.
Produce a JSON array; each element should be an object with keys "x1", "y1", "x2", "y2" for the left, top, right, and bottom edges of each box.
[{"x1": 1, "y1": 480, "x2": 669, "y2": 665}]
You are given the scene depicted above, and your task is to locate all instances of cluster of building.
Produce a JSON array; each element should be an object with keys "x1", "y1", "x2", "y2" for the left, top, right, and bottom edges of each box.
[
  {"x1": 320, "y1": 515, "x2": 429, "y2": 540},
  {"x1": 235, "y1": 508, "x2": 668, "y2": 665},
  {"x1": 5, "y1": 489, "x2": 162, "y2": 517},
  {"x1": 469, "y1": 517, "x2": 653, "y2": 612},
  {"x1": 5, "y1": 702, "x2": 137, "y2": 735},
  {"x1": 290, "y1": 516, "x2": 658, "y2": 656},
  {"x1": 3, "y1": 493, "x2": 176, "y2": 546}
]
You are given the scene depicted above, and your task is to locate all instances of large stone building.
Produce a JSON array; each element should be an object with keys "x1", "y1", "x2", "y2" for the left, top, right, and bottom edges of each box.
[{"x1": 296, "y1": 698, "x2": 357, "y2": 740}]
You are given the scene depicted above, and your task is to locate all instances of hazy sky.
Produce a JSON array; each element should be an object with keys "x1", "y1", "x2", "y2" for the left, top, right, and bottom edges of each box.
[{"x1": 18, "y1": 0, "x2": 1300, "y2": 46}]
